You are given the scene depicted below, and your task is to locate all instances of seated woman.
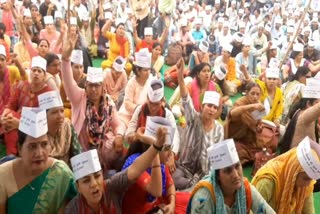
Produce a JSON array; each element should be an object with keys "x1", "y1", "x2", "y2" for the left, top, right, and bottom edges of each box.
[
  {"x1": 60, "y1": 35, "x2": 125, "y2": 170},
  {"x1": 282, "y1": 42, "x2": 320, "y2": 80},
  {"x1": 188, "y1": 139, "x2": 275, "y2": 213},
  {"x1": 241, "y1": 65, "x2": 283, "y2": 126},
  {"x1": 44, "y1": 52, "x2": 61, "y2": 91},
  {"x1": 151, "y1": 42, "x2": 165, "y2": 79},
  {"x1": 100, "y1": 19, "x2": 132, "y2": 74},
  {"x1": 0, "y1": 109, "x2": 77, "y2": 213},
  {"x1": 280, "y1": 93, "x2": 320, "y2": 153},
  {"x1": 38, "y1": 91, "x2": 82, "y2": 166},
  {"x1": 126, "y1": 79, "x2": 179, "y2": 172},
  {"x1": 65, "y1": 127, "x2": 169, "y2": 213},
  {"x1": 103, "y1": 56, "x2": 128, "y2": 103},
  {"x1": 252, "y1": 137, "x2": 320, "y2": 214},
  {"x1": 224, "y1": 82, "x2": 265, "y2": 165},
  {"x1": 1, "y1": 56, "x2": 51, "y2": 156},
  {"x1": 281, "y1": 66, "x2": 311, "y2": 125},
  {"x1": 60, "y1": 49, "x2": 87, "y2": 119},
  {"x1": 169, "y1": 63, "x2": 219, "y2": 112},
  {"x1": 0, "y1": 45, "x2": 28, "y2": 156},
  {"x1": 214, "y1": 43, "x2": 241, "y2": 96},
  {"x1": 118, "y1": 48, "x2": 153, "y2": 126},
  {"x1": 122, "y1": 128, "x2": 178, "y2": 213},
  {"x1": 172, "y1": 58, "x2": 224, "y2": 190},
  {"x1": 188, "y1": 41, "x2": 210, "y2": 71},
  {"x1": 39, "y1": 16, "x2": 62, "y2": 53}
]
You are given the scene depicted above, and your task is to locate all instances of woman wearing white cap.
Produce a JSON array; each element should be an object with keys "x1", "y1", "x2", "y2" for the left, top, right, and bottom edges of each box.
[
  {"x1": 304, "y1": 40, "x2": 320, "y2": 64},
  {"x1": 188, "y1": 40, "x2": 210, "y2": 71},
  {"x1": 65, "y1": 127, "x2": 169, "y2": 213},
  {"x1": 0, "y1": 107, "x2": 78, "y2": 213},
  {"x1": 61, "y1": 34, "x2": 126, "y2": 162},
  {"x1": 100, "y1": 18, "x2": 132, "y2": 74},
  {"x1": 252, "y1": 137, "x2": 320, "y2": 213},
  {"x1": 188, "y1": 139, "x2": 275, "y2": 213},
  {"x1": 282, "y1": 42, "x2": 320, "y2": 80},
  {"x1": 38, "y1": 91, "x2": 82, "y2": 166},
  {"x1": 118, "y1": 48, "x2": 153, "y2": 126},
  {"x1": 1, "y1": 56, "x2": 52, "y2": 156},
  {"x1": 103, "y1": 56, "x2": 128, "y2": 103},
  {"x1": 39, "y1": 16, "x2": 62, "y2": 53},
  {"x1": 172, "y1": 58, "x2": 224, "y2": 190}
]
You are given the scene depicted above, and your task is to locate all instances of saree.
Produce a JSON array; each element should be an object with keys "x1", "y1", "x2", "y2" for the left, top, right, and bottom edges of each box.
[
  {"x1": 252, "y1": 148, "x2": 315, "y2": 214},
  {"x1": 7, "y1": 160, "x2": 77, "y2": 214},
  {"x1": 224, "y1": 96, "x2": 261, "y2": 164}
]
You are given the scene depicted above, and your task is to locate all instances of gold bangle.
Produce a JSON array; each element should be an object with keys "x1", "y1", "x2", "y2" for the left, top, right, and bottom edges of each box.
[{"x1": 151, "y1": 165, "x2": 160, "y2": 168}]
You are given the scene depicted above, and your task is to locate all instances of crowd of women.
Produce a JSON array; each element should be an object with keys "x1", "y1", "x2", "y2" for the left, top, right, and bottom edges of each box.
[{"x1": 1, "y1": 0, "x2": 320, "y2": 213}]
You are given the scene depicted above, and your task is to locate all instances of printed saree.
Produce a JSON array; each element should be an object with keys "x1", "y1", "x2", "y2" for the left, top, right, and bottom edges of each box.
[{"x1": 7, "y1": 160, "x2": 77, "y2": 214}]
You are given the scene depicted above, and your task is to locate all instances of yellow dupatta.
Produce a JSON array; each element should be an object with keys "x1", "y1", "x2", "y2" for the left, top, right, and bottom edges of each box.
[{"x1": 251, "y1": 148, "x2": 315, "y2": 214}]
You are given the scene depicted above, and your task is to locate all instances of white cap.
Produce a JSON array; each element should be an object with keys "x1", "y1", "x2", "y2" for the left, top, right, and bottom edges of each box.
[
  {"x1": 144, "y1": 27, "x2": 153, "y2": 36},
  {"x1": 215, "y1": 0, "x2": 221, "y2": 4},
  {"x1": 70, "y1": 17, "x2": 77, "y2": 25},
  {"x1": 308, "y1": 39, "x2": 315, "y2": 47},
  {"x1": 103, "y1": 2, "x2": 112, "y2": 10},
  {"x1": 238, "y1": 9, "x2": 244, "y2": 14},
  {"x1": 19, "y1": 107, "x2": 48, "y2": 138},
  {"x1": 223, "y1": 21, "x2": 229, "y2": 28},
  {"x1": 0, "y1": 45, "x2": 6, "y2": 57},
  {"x1": 125, "y1": 7, "x2": 133, "y2": 14},
  {"x1": 238, "y1": 21, "x2": 246, "y2": 29},
  {"x1": 112, "y1": 56, "x2": 126, "y2": 72},
  {"x1": 71, "y1": 150, "x2": 102, "y2": 181},
  {"x1": 87, "y1": 67, "x2": 104, "y2": 83},
  {"x1": 38, "y1": 91, "x2": 63, "y2": 110},
  {"x1": 287, "y1": 26, "x2": 294, "y2": 33},
  {"x1": 80, "y1": 12, "x2": 90, "y2": 21},
  {"x1": 205, "y1": 5, "x2": 212, "y2": 10},
  {"x1": 244, "y1": 2, "x2": 250, "y2": 7},
  {"x1": 180, "y1": 18, "x2": 188, "y2": 27},
  {"x1": 242, "y1": 37, "x2": 251, "y2": 46},
  {"x1": 71, "y1": 49, "x2": 83, "y2": 65},
  {"x1": 115, "y1": 18, "x2": 125, "y2": 26},
  {"x1": 23, "y1": 9, "x2": 32, "y2": 18},
  {"x1": 44, "y1": 16, "x2": 54, "y2": 25},
  {"x1": 275, "y1": 18, "x2": 282, "y2": 25},
  {"x1": 207, "y1": 139, "x2": 240, "y2": 170},
  {"x1": 218, "y1": 17, "x2": 224, "y2": 23},
  {"x1": 202, "y1": 91, "x2": 220, "y2": 106},
  {"x1": 31, "y1": 56, "x2": 47, "y2": 71},
  {"x1": 54, "y1": 11, "x2": 62, "y2": 19},
  {"x1": 293, "y1": 43, "x2": 304, "y2": 52},
  {"x1": 303, "y1": 26, "x2": 312, "y2": 34},
  {"x1": 194, "y1": 18, "x2": 202, "y2": 25},
  {"x1": 134, "y1": 48, "x2": 151, "y2": 68},
  {"x1": 147, "y1": 79, "x2": 164, "y2": 102},
  {"x1": 199, "y1": 41, "x2": 209, "y2": 53},
  {"x1": 233, "y1": 32, "x2": 243, "y2": 43},
  {"x1": 104, "y1": 12, "x2": 112, "y2": 20},
  {"x1": 222, "y1": 43, "x2": 233, "y2": 53},
  {"x1": 265, "y1": 67, "x2": 280, "y2": 79},
  {"x1": 231, "y1": 0, "x2": 236, "y2": 4},
  {"x1": 297, "y1": 137, "x2": 320, "y2": 180},
  {"x1": 214, "y1": 66, "x2": 227, "y2": 80}
]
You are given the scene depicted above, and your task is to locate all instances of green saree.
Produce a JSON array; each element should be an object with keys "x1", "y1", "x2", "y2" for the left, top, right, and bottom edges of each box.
[{"x1": 7, "y1": 160, "x2": 77, "y2": 214}]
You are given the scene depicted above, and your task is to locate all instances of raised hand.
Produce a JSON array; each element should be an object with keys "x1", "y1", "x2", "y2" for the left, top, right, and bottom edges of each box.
[{"x1": 61, "y1": 31, "x2": 78, "y2": 60}]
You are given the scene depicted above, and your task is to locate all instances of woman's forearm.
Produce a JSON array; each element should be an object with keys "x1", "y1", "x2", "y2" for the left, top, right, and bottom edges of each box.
[{"x1": 146, "y1": 156, "x2": 162, "y2": 197}]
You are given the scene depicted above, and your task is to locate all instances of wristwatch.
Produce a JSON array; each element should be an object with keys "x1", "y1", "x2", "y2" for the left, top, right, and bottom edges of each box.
[{"x1": 153, "y1": 143, "x2": 163, "y2": 152}]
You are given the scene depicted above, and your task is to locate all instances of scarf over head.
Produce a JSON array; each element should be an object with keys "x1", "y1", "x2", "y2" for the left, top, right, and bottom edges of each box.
[{"x1": 251, "y1": 148, "x2": 315, "y2": 214}]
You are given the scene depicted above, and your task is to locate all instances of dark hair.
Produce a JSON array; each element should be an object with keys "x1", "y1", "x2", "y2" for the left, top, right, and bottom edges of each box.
[
  {"x1": 245, "y1": 82, "x2": 261, "y2": 93},
  {"x1": 116, "y1": 23, "x2": 125, "y2": 30},
  {"x1": 290, "y1": 50, "x2": 301, "y2": 59},
  {"x1": 288, "y1": 66, "x2": 310, "y2": 82},
  {"x1": 45, "y1": 52, "x2": 59, "y2": 66},
  {"x1": 132, "y1": 64, "x2": 149, "y2": 77},
  {"x1": 30, "y1": 4, "x2": 38, "y2": 11},
  {"x1": 18, "y1": 130, "x2": 28, "y2": 147},
  {"x1": 189, "y1": 63, "x2": 211, "y2": 78},
  {"x1": 280, "y1": 98, "x2": 317, "y2": 153},
  {"x1": 152, "y1": 42, "x2": 161, "y2": 50},
  {"x1": 125, "y1": 141, "x2": 150, "y2": 160},
  {"x1": 38, "y1": 39, "x2": 50, "y2": 47}
]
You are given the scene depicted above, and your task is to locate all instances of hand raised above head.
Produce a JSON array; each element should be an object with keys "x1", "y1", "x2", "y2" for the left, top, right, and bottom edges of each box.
[
  {"x1": 155, "y1": 127, "x2": 168, "y2": 147},
  {"x1": 61, "y1": 31, "x2": 78, "y2": 60}
]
